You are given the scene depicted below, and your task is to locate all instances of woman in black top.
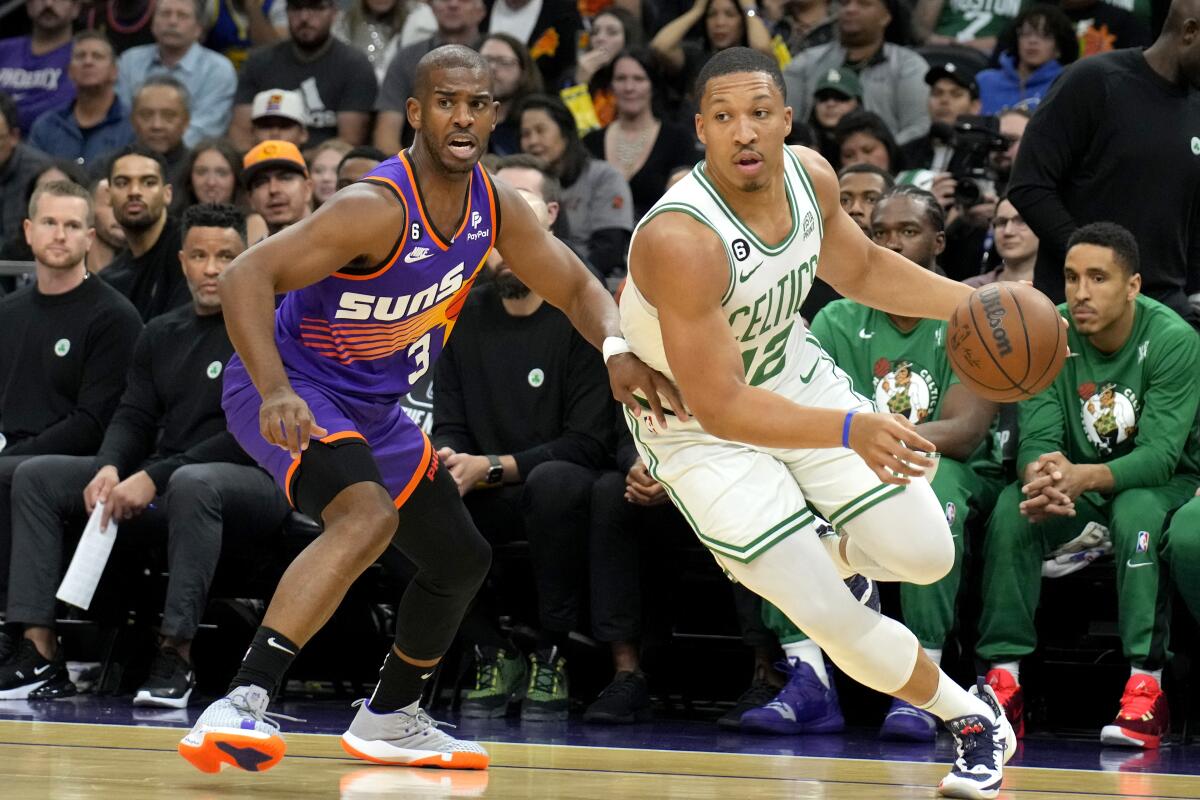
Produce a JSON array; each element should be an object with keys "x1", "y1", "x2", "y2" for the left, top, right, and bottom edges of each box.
[{"x1": 583, "y1": 49, "x2": 700, "y2": 222}]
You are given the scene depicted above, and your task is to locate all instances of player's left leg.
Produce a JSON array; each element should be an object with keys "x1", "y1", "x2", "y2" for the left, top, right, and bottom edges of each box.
[
  {"x1": 1100, "y1": 478, "x2": 1196, "y2": 748},
  {"x1": 718, "y1": 529, "x2": 1016, "y2": 800},
  {"x1": 881, "y1": 457, "x2": 977, "y2": 743},
  {"x1": 340, "y1": 459, "x2": 491, "y2": 769},
  {"x1": 782, "y1": 450, "x2": 1014, "y2": 798}
]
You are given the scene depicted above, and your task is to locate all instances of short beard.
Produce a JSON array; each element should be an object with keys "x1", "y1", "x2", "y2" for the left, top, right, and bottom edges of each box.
[
  {"x1": 115, "y1": 210, "x2": 160, "y2": 232},
  {"x1": 494, "y1": 270, "x2": 530, "y2": 299}
]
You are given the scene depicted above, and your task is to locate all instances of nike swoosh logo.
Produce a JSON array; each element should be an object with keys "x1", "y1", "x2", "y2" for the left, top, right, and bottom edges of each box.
[
  {"x1": 404, "y1": 248, "x2": 433, "y2": 264},
  {"x1": 420, "y1": 671, "x2": 434, "y2": 680},
  {"x1": 33, "y1": 664, "x2": 51, "y2": 676},
  {"x1": 1126, "y1": 560, "x2": 1154, "y2": 569},
  {"x1": 738, "y1": 261, "x2": 763, "y2": 283},
  {"x1": 858, "y1": 329, "x2": 874, "y2": 339},
  {"x1": 267, "y1": 637, "x2": 296, "y2": 655}
]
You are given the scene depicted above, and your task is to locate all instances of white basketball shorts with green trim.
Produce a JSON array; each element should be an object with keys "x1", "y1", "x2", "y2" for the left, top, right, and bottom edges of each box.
[{"x1": 625, "y1": 340, "x2": 904, "y2": 564}]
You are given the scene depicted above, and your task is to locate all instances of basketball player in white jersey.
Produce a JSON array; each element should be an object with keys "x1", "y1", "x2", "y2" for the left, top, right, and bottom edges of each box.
[{"x1": 619, "y1": 48, "x2": 1014, "y2": 800}]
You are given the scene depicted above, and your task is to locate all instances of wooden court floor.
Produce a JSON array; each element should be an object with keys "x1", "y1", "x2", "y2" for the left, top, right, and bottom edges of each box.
[{"x1": 2, "y1": 719, "x2": 1199, "y2": 799}]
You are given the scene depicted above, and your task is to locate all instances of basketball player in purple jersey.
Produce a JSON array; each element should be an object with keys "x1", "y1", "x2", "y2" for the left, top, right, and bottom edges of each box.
[{"x1": 178, "y1": 45, "x2": 683, "y2": 775}]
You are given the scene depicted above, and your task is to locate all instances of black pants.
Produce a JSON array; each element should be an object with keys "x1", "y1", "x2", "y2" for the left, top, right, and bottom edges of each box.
[
  {"x1": 0, "y1": 454, "x2": 37, "y2": 609},
  {"x1": 588, "y1": 470, "x2": 772, "y2": 648},
  {"x1": 6, "y1": 456, "x2": 288, "y2": 638},
  {"x1": 460, "y1": 460, "x2": 596, "y2": 639}
]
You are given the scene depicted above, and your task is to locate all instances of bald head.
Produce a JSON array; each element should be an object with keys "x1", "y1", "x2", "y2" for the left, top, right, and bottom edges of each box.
[
  {"x1": 1164, "y1": 0, "x2": 1200, "y2": 32},
  {"x1": 414, "y1": 45, "x2": 491, "y2": 100},
  {"x1": 1155, "y1": 0, "x2": 1200, "y2": 89}
]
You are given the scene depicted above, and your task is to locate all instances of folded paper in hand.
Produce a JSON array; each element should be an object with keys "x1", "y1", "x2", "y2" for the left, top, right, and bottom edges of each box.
[{"x1": 56, "y1": 502, "x2": 119, "y2": 610}]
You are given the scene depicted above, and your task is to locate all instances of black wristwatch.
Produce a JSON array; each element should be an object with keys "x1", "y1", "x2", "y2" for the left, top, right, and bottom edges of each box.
[{"x1": 485, "y1": 455, "x2": 504, "y2": 485}]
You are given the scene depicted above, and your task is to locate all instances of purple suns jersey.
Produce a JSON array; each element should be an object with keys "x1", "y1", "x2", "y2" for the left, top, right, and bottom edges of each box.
[{"x1": 275, "y1": 151, "x2": 498, "y2": 400}]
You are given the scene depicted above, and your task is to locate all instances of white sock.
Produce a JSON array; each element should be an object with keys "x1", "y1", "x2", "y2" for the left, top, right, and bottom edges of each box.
[
  {"x1": 783, "y1": 639, "x2": 830, "y2": 689},
  {"x1": 1131, "y1": 666, "x2": 1162, "y2": 683},
  {"x1": 918, "y1": 670, "x2": 993, "y2": 723},
  {"x1": 818, "y1": 530, "x2": 855, "y2": 580},
  {"x1": 923, "y1": 647, "x2": 943, "y2": 667},
  {"x1": 992, "y1": 661, "x2": 1020, "y2": 684}
]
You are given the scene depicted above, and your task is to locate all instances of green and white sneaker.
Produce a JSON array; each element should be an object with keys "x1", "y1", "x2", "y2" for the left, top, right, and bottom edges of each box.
[
  {"x1": 460, "y1": 646, "x2": 527, "y2": 718},
  {"x1": 521, "y1": 646, "x2": 568, "y2": 722}
]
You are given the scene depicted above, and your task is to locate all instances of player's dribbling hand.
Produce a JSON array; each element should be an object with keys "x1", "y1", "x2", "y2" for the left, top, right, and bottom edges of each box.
[
  {"x1": 847, "y1": 412, "x2": 937, "y2": 486},
  {"x1": 607, "y1": 352, "x2": 690, "y2": 429},
  {"x1": 260, "y1": 386, "x2": 328, "y2": 458}
]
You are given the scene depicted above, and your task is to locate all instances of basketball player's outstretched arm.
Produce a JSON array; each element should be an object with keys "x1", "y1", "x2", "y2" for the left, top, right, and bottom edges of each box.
[
  {"x1": 793, "y1": 147, "x2": 974, "y2": 321},
  {"x1": 631, "y1": 213, "x2": 934, "y2": 486},
  {"x1": 218, "y1": 184, "x2": 409, "y2": 456},
  {"x1": 491, "y1": 179, "x2": 686, "y2": 428}
]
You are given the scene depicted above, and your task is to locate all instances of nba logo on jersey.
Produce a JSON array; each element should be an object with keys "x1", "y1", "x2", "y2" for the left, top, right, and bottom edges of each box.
[
  {"x1": 472, "y1": 211, "x2": 482, "y2": 229},
  {"x1": 1136, "y1": 531, "x2": 1150, "y2": 553}
]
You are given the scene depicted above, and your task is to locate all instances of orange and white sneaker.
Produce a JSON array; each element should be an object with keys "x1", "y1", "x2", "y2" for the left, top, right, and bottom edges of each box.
[
  {"x1": 1101, "y1": 674, "x2": 1169, "y2": 749},
  {"x1": 985, "y1": 668, "x2": 1025, "y2": 739},
  {"x1": 178, "y1": 685, "x2": 289, "y2": 773},
  {"x1": 341, "y1": 699, "x2": 489, "y2": 769}
]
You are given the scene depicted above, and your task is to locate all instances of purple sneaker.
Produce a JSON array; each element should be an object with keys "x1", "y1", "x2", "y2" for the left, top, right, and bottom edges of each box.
[
  {"x1": 880, "y1": 698, "x2": 938, "y2": 742},
  {"x1": 740, "y1": 658, "x2": 845, "y2": 735}
]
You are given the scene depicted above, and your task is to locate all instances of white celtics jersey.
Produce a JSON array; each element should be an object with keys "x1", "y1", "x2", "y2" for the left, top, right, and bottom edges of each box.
[{"x1": 621, "y1": 146, "x2": 825, "y2": 396}]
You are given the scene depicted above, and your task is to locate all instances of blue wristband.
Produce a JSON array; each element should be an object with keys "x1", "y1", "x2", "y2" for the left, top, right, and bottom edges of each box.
[{"x1": 842, "y1": 410, "x2": 857, "y2": 449}]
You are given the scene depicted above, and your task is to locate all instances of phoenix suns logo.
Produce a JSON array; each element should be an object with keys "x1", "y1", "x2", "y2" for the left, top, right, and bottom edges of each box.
[
  {"x1": 1078, "y1": 381, "x2": 1139, "y2": 457},
  {"x1": 873, "y1": 358, "x2": 939, "y2": 422}
]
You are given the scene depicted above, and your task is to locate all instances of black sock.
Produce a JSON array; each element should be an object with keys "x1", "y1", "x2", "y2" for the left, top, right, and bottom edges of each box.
[
  {"x1": 229, "y1": 626, "x2": 299, "y2": 696},
  {"x1": 368, "y1": 649, "x2": 435, "y2": 712}
]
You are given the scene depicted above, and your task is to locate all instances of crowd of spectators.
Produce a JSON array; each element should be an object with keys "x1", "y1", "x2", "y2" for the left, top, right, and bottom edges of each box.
[{"x1": 0, "y1": 0, "x2": 1197, "y2": 754}]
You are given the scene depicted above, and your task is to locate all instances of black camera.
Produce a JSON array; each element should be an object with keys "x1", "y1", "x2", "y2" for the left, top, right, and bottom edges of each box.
[{"x1": 948, "y1": 115, "x2": 1007, "y2": 207}]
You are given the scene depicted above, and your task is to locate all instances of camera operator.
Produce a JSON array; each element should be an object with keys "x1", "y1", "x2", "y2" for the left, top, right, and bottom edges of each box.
[
  {"x1": 900, "y1": 58, "x2": 982, "y2": 173},
  {"x1": 902, "y1": 114, "x2": 1008, "y2": 281},
  {"x1": 939, "y1": 115, "x2": 1010, "y2": 280}
]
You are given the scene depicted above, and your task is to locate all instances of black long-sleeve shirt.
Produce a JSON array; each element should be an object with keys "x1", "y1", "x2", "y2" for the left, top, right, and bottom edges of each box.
[
  {"x1": 101, "y1": 217, "x2": 191, "y2": 322},
  {"x1": 432, "y1": 283, "x2": 614, "y2": 478},
  {"x1": 0, "y1": 274, "x2": 143, "y2": 456},
  {"x1": 95, "y1": 305, "x2": 250, "y2": 489},
  {"x1": 1008, "y1": 49, "x2": 1200, "y2": 319}
]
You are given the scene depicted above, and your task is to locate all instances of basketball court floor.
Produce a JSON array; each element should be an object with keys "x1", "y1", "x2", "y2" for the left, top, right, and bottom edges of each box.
[{"x1": 2, "y1": 695, "x2": 1198, "y2": 799}]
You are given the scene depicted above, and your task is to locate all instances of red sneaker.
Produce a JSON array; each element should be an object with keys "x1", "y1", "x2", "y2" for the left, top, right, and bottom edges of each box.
[
  {"x1": 1101, "y1": 674, "x2": 1169, "y2": 749},
  {"x1": 985, "y1": 668, "x2": 1025, "y2": 739}
]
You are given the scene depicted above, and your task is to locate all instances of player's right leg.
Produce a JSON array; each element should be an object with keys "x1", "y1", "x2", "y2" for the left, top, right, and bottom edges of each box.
[{"x1": 181, "y1": 372, "x2": 405, "y2": 773}]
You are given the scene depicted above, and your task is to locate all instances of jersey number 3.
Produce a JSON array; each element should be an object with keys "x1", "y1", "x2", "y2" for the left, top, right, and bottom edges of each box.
[{"x1": 408, "y1": 333, "x2": 431, "y2": 383}]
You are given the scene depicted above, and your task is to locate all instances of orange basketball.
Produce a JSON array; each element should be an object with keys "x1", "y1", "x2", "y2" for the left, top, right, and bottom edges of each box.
[{"x1": 947, "y1": 282, "x2": 1068, "y2": 403}]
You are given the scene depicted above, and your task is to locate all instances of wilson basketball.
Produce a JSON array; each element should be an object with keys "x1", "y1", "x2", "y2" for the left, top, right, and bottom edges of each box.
[{"x1": 947, "y1": 282, "x2": 1068, "y2": 403}]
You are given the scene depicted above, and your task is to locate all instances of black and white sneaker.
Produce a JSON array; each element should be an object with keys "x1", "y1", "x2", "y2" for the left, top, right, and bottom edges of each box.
[
  {"x1": 0, "y1": 639, "x2": 77, "y2": 700},
  {"x1": 845, "y1": 574, "x2": 879, "y2": 613},
  {"x1": 938, "y1": 680, "x2": 1017, "y2": 799},
  {"x1": 134, "y1": 647, "x2": 196, "y2": 709}
]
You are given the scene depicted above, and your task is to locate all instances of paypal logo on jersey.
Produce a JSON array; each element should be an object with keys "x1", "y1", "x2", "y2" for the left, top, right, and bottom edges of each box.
[
  {"x1": 335, "y1": 263, "x2": 464, "y2": 321},
  {"x1": 467, "y1": 227, "x2": 491, "y2": 242},
  {"x1": 471, "y1": 211, "x2": 482, "y2": 229}
]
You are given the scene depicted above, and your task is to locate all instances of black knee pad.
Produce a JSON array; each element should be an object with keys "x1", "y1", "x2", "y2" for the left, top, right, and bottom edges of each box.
[
  {"x1": 290, "y1": 439, "x2": 386, "y2": 521},
  {"x1": 395, "y1": 463, "x2": 492, "y2": 589}
]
